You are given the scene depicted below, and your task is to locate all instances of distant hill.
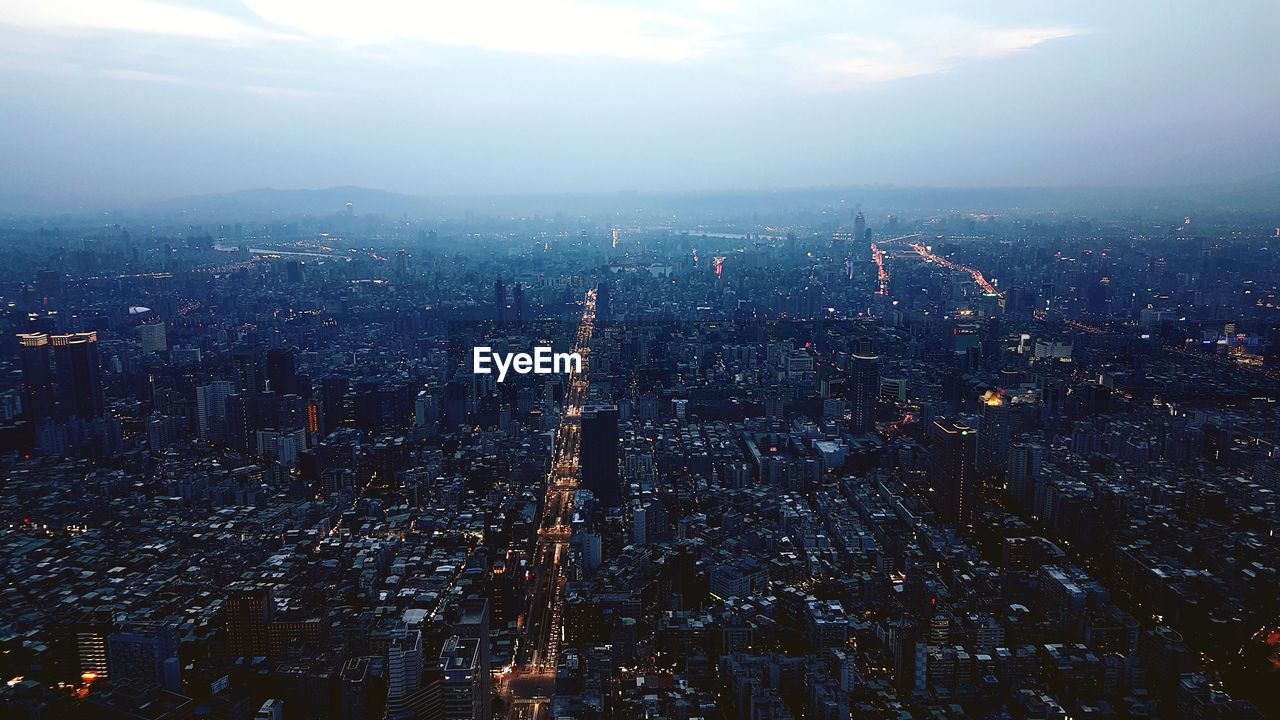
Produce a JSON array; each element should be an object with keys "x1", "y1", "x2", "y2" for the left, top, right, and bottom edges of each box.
[
  {"x1": 148, "y1": 186, "x2": 436, "y2": 218},
  {"x1": 132, "y1": 175, "x2": 1280, "y2": 222}
]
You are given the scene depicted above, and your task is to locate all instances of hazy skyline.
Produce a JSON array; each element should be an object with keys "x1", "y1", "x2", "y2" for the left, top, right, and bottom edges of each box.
[{"x1": 1, "y1": 1, "x2": 1277, "y2": 209}]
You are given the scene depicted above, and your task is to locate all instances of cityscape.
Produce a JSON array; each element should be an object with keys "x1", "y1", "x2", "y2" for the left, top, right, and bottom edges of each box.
[
  {"x1": 1, "y1": 2, "x2": 1279, "y2": 719},
  {"x1": 1, "y1": 195, "x2": 1278, "y2": 719}
]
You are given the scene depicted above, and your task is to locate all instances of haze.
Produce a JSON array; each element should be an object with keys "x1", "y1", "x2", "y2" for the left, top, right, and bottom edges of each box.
[{"x1": 0, "y1": 1, "x2": 1277, "y2": 209}]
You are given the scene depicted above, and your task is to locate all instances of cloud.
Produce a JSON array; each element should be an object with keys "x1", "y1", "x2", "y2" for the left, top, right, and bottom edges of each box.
[
  {"x1": 0, "y1": 1, "x2": 1083, "y2": 93},
  {"x1": 99, "y1": 67, "x2": 327, "y2": 99},
  {"x1": 0, "y1": 0, "x2": 297, "y2": 43},
  {"x1": 779, "y1": 18, "x2": 1085, "y2": 91},
  {"x1": 241, "y1": 0, "x2": 723, "y2": 62}
]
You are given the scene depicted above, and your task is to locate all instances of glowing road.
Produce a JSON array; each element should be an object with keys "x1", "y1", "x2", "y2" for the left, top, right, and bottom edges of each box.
[
  {"x1": 909, "y1": 241, "x2": 1002, "y2": 297},
  {"x1": 503, "y1": 289, "x2": 595, "y2": 718}
]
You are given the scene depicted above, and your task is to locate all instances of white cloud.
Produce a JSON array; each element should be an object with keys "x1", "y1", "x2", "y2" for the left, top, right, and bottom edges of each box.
[
  {"x1": 779, "y1": 18, "x2": 1084, "y2": 91},
  {"x1": 0, "y1": 0, "x2": 1084, "y2": 92},
  {"x1": 241, "y1": 0, "x2": 723, "y2": 61},
  {"x1": 99, "y1": 67, "x2": 327, "y2": 98},
  {"x1": 0, "y1": 0, "x2": 297, "y2": 43}
]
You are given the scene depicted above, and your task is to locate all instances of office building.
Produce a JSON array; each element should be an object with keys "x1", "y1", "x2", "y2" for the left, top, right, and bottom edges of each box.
[
  {"x1": 17, "y1": 332, "x2": 53, "y2": 419},
  {"x1": 138, "y1": 322, "x2": 168, "y2": 354},
  {"x1": 581, "y1": 403, "x2": 620, "y2": 507},
  {"x1": 52, "y1": 331, "x2": 104, "y2": 420},
  {"x1": 930, "y1": 419, "x2": 978, "y2": 524},
  {"x1": 977, "y1": 390, "x2": 1009, "y2": 478},
  {"x1": 108, "y1": 622, "x2": 182, "y2": 692},
  {"x1": 226, "y1": 583, "x2": 273, "y2": 658},
  {"x1": 848, "y1": 354, "x2": 879, "y2": 434}
]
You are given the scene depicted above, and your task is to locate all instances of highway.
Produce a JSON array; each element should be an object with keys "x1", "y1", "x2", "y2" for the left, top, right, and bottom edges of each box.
[
  {"x1": 909, "y1": 240, "x2": 1002, "y2": 297},
  {"x1": 503, "y1": 289, "x2": 596, "y2": 719}
]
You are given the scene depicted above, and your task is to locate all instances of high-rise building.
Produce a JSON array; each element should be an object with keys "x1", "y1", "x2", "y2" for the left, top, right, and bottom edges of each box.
[
  {"x1": 395, "y1": 249, "x2": 408, "y2": 280},
  {"x1": 1007, "y1": 441, "x2": 1043, "y2": 509},
  {"x1": 226, "y1": 583, "x2": 273, "y2": 658},
  {"x1": 387, "y1": 626, "x2": 423, "y2": 702},
  {"x1": 848, "y1": 354, "x2": 879, "y2": 434},
  {"x1": 512, "y1": 282, "x2": 525, "y2": 324},
  {"x1": 232, "y1": 347, "x2": 264, "y2": 395},
  {"x1": 266, "y1": 348, "x2": 299, "y2": 395},
  {"x1": 17, "y1": 332, "x2": 53, "y2": 419},
  {"x1": 977, "y1": 390, "x2": 1009, "y2": 478},
  {"x1": 339, "y1": 657, "x2": 374, "y2": 720},
  {"x1": 321, "y1": 376, "x2": 349, "y2": 435},
  {"x1": 51, "y1": 331, "x2": 104, "y2": 420},
  {"x1": 414, "y1": 388, "x2": 437, "y2": 430},
  {"x1": 107, "y1": 622, "x2": 182, "y2": 692},
  {"x1": 196, "y1": 380, "x2": 236, "y2": 443},
  {"x1": 855, "y1": 210, "x2": 867, "y2": 243},
  {"x1": 581, "y1": 403, "x2": 620, "y2": 507},
  {"x1": 75, "y1": 607, "x2": 113, "y2": 680},
  {"x1": 494, "y1": 278, "x2": 506, "y2": 323},
  {"x1": 595, "y1": 280, "x2": 611, "y2": 323},
  {"x1": 138, "y1": 322, "x2": 168, "y2": 354},
  {"x1": 930, "y1": 419, "x2": 978, "y2": 524},
  {"x1": 454, "y1": 598, "x2": 490, "y2": 720},
  {"x1": 438, "y1": 636, "x2": 482, "y2": 720},
  {"x1": 224, "y1": 394, "x2": 253, "y2": 453}
]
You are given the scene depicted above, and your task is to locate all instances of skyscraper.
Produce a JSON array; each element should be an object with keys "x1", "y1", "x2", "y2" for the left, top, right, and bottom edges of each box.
[
  {"x1": 454, "y1": 598, "x2": 491, "y2": 720},
  {"x1": 138, "y1": 322, "x2": 168, "y2": 354},
  {"x1": 1006, "y1": 441, "x2": 1043, "y2": 509},
  {"x1": 438, "y1": 636, "x2": 482, "y2": 720},
  {"x1": 17, "y1": 332, "x2": 53, "y2": 419},
  {"x1": 854, "y1": 210, "x2": 867, "y2": 242},
  {"x1": 226, "y1": 583, "x2": 273, "y2": 658},
  {"x1": 387, "y1": 626, "x2": 423, "y2": 703},
  {"x1": 232, "y1": 347, "x2": 264, "y2": 395},
  {"x1": 196, "y1": 380, "x2": 236, "y2": 443},
  {"x1": 977, "y1": 390, "x2": 1009, "y2": 478},
  {"x1": 51, "y1": 331, "x2": 104, "y2": 420},
  {"x1": 581, "y1": 403, "x2": 620, "y2": 507},
  {"x1": 848, "y1": 353, "x2": 879, "y2": 434},
  {"x1": 494, "y1": 277, "x2": 506, "y2": 323},
  {"x1": 321, "y1": 376, "x2": 350, "y2": 435},
  {"x1": 595, "y1": 280, "x2": 611, "y2": 323},
  {"x1": 266, "y1": 347, "x2": 299, "y2": 395},
  {"x1": 107, "y1": 622, "x2": 182, "y2": 692},
  {"x1": 512, "y1": 282, "x2": 525, "y2": 325},
  {"x1": 930, "y1": 419, "x2": 978, "y2": 525}
]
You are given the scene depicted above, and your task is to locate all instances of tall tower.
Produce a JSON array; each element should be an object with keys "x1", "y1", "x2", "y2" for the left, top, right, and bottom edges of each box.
[
  {"x1": 226, "y1": 583, "x2": 273, "y2": 658},
  {"x1": 581, "y1": 403, "x2": 620, "y2": 507},
  {"x1": 977, "y1": 390, "x2": 1009, "y2": 478},
  {"x1": 454, "y1": 598, "x2": 491, "y2": 720},
  {"x1": 929, "y1": 420, "x2": 978, "y2": 525},
  {"x1": 855, "y1": 211, "x2": 867, "y2": 242},
  {"x1": 848, "y1": 354, "x2": 879, "y2": 434},
  {"x1": 439, "y1": 636, "x2": 482, "y2": 720},
  {"x1": 51, "y1": 332, "x2": 104, "y2": 421},
  {"x1": 1006, "y1": 442, "x2": 1043, "y2": 509},
  {"x1": 595, "y1": 280, "x2": 611, "y2": 322},
  {"x1": 17, "y1": 333, "x2": 53, "y2": 420},
  {"x1": 196, "y1": 380, "x2": 236, "y2": 443},
  {"x1": 387, "y1": 626, "x2": 423, "y2": 702},
  {"x1": 138, "y1": 322, "x2": 168, "y2": 354},
  {"x1": 494, "y1": 278, "x2": 506, "y2": 323},
  {"x1": 232, "y1": 347, "x2": 264, "y2": 395},
  {"x1": 512, "y1": 282, "x2": 525, "y2": 325}
]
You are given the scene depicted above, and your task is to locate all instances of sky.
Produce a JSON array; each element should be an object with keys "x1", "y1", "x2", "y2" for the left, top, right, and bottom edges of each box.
[{"x1": 0, "y1": 1, "x2": 1277, "y2": 208}]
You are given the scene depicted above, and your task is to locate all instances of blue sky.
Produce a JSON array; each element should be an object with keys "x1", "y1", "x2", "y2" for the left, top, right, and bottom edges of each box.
[{"x1": 0, "y1": 1, "x2": 1276, "y2": 206}]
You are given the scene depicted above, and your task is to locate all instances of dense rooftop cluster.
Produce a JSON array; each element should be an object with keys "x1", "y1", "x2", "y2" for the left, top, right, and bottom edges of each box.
[{"x1": 1, "y1": 206, "x2": 1278, "y2": 719}]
